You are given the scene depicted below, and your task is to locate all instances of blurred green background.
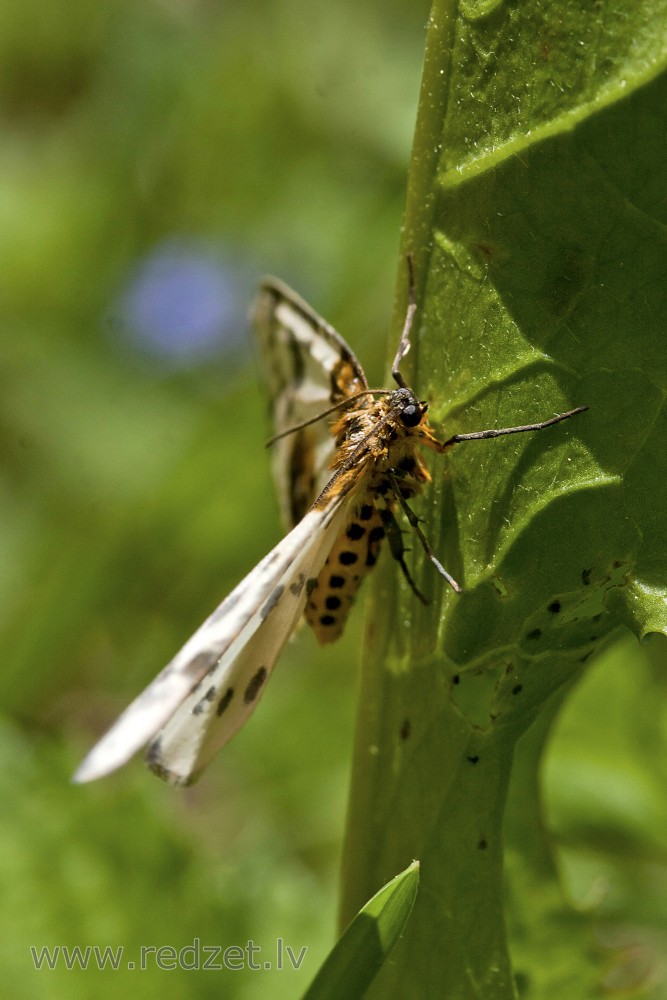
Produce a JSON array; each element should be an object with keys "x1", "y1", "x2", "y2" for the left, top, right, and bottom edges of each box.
[
  {"x1": 3, "y1": 1, "x2": 667, "y2": 997},
  {"x1": 1, "y1": 2, "x2": 430, "y2": 998}
]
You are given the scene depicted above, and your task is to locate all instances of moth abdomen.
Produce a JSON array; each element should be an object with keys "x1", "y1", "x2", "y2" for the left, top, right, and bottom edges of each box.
[{"x1": 305, "y1": 501, "x2": 385, "y2": 644}]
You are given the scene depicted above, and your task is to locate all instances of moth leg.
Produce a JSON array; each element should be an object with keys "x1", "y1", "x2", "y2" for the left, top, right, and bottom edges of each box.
[
  {"x1": 387, "y1": 471, "x2": 462, "y2": 594},
  {"x1": 438, "y1": 405, "x2": 588, "y2": 449},
  {"x1": 377, "y1": 505, "x2": 429, "y2": 605}
]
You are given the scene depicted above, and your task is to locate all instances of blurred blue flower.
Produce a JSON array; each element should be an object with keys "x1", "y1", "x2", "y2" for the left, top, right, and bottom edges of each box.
[{"x1": 115, "y1": 240, "x2": 249, "y2": 364}]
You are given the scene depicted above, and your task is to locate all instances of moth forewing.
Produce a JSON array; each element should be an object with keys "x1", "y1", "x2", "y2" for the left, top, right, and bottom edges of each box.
[
  {"x1": 145, "y1": 501, "x2": 348, "y2": 785},
  {"x1": 73, "y1": 500, "x2": 346, "y2": 785}
]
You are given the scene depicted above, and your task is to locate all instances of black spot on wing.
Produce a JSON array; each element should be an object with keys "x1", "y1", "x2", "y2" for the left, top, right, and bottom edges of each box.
[
  {"x1": 216, "y1": 687, "x2": 234, "y2": 716},
  {"x1": 244, "y1": 667, "x2": 268, "y2": 704},
  {"x1": 290, "y1": 572, "x2": 306, "y2": 596},
  {"x1": 339, "y1": 551, "x2": 358, "y2": 566},
  {"x1": 261, "y1": 585, "x2": 285, "y2": 620},
  {"x1": 193, "y1": 685, "x2": 217, "y2": 716}
]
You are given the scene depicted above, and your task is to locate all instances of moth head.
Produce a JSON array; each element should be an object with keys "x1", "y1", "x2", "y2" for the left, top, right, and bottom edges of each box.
[{"x1": 392, "y1": 387, "x2": 426, "y2": 428}]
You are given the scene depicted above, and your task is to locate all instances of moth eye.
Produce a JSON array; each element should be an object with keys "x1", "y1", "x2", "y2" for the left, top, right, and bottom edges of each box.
[{"x1": 400, "y1": 403, "x2": 422, "y2": 427}]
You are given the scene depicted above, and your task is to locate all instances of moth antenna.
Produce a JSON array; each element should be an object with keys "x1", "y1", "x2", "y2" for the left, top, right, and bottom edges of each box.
[
  {"x1": 265, "y1": 388, "x2": 390, "y2": 446},
  {"x1": 391, "y1": 254, "x2": 417, "y2": 391}
]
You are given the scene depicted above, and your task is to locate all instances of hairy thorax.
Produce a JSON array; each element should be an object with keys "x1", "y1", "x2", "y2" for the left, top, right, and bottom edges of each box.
[{"x1": 306, "y1": 388, "x2": 442, "y2": 642}]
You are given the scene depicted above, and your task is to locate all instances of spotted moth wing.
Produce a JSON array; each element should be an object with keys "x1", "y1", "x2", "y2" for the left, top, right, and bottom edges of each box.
[
  {"x1": 146, "y1": 501, "x2": 347, "y2": 784},
  {"x1": 254, "y1": 279, "x2": 369, "y2": 528},
  {"x1": 73, "y1": 498, "x2": 346, "y2": 785}
]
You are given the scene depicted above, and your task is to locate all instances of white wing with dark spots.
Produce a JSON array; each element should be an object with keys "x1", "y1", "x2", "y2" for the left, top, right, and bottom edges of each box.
[{"x1": 73, "y1": 498, "x2": 347, "y2": 785}]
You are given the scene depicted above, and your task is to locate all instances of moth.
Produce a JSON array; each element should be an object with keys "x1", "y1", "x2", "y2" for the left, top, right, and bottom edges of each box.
[{"x1": 74, "y1": 270, "x2": 586, "y2": 786}]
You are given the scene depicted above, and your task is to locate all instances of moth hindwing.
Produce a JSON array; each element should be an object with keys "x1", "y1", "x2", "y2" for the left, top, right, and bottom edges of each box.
[
  {"x1": 253, "y1": 278, "x2": 369, "y2": 528},
  {"x1": 74, "y1": 275, "x2": 587, "y2": 785}
]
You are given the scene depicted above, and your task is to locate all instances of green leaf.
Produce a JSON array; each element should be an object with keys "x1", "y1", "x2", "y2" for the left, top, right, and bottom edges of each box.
[
  {"x1": 342, "y1": 1, "x2": 667, "y2": 997},
  {"x1": 302, "y1": 861, "x2": 419, "y2": 1000}
]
